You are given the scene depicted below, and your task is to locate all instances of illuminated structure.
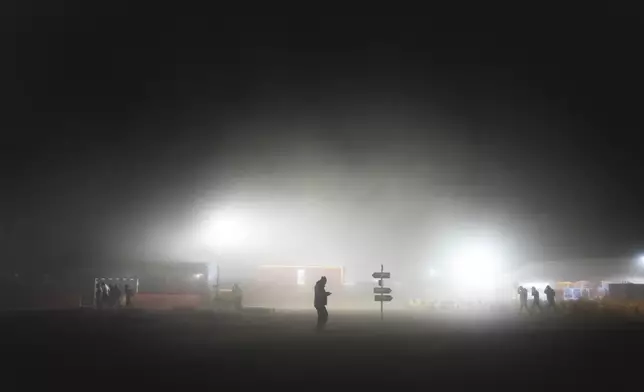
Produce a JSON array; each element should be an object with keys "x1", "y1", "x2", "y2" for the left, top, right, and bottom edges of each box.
[{"x1": 256, "y1": 265, "x2": 344, "y2": 287}]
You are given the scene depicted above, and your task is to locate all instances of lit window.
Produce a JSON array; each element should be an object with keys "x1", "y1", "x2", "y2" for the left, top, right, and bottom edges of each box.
[{"x1": 297, "y1": 269, "x2": 306, "y2": 285}]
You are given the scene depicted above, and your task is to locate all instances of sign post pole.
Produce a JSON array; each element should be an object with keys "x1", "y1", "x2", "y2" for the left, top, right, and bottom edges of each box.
[
  {"x1": 373, "y1": 265, "x2": 392, "y2": 320},
  {"x1": 380, "y1": 264, "x2": 384, "y2": 320}
]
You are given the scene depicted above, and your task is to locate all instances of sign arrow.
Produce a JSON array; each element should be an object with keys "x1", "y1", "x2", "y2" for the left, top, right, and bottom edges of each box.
[
  {"x1": 372, "y1": 272, "x2": 391, "y2": 279},
  {"x1": 373, "y1": 287, "x2": 392, "y2": 294},
  {"x1": 374, "y1": 295, "x2": 393, "y2": 302}
]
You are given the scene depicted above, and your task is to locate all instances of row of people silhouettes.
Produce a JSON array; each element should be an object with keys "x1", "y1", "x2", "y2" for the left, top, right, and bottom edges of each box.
[
  {"x1": 95, "y1": 281, "x2": 134, "y2": 309},
  {"x1": 518, "y1": 285, "x2": 556, "y2": 314}
]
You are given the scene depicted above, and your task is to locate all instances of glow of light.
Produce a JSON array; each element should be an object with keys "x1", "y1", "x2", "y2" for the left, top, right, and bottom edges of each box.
[
  {"x1": 297, "y1": 269, "x2": 306, "y2": 285},
  {"x1": 447, "y1": 237, "x2": 507, "y2": 291},
  {"x1": 193, "y1": 273, "x2": 204, "y2": 279},
  {"x1": 639, "y1": 255, "x2": 644, "y2": 266},
  {"x1": 198, "y1": 207, "x2": 250, "y2": 251}
]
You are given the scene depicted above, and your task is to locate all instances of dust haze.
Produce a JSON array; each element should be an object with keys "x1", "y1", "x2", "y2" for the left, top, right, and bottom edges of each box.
[{"x1": 124, "y1": 102, "x2": 537, "y2": 288}]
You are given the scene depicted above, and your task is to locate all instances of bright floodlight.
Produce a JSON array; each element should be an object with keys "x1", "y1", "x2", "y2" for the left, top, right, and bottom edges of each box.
[
  {"x1": 193, "y1": 273, "x2": 204, "y2": 279},
  {"x1": 639, "y1": 255, "x2": 644, "y2": 266},
  {"x1": 447, "y1": 237, "x2": 506, "y2": 291},
  {"x1": 198, "y1": 207, "x2": 250, "y2": 251}
]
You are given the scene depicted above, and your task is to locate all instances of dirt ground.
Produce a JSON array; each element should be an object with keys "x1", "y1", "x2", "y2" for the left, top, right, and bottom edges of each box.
[{"x1": 2, "y1": 307, "x2": 642, "y2": 389}]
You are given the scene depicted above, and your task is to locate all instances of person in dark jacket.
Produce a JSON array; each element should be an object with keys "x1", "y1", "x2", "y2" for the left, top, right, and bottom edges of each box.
[
  {"x1": 531, "y1": 286, "x2": 542, "y2": 313},
  {"x1": 518, "y1": 286, "x2": 529, "y2": 314},
  {"x1": 100, "y1": 282, "x2": 110, "y2": 308},
  {"x1": 232, "y1": 283, "x2": 243, "y2": 311},
  {"x1": 544, "y1": 285, "x2": 556, "y2": 312},
  {"x1": 314, "y1": 276, "x2": 332, "y2": 331},
  {"x1": 112, "y1": 284, "x2": 122, "y2": 308},
  {"x1": 124, "y1": 284, "x2": 134, "y2": 307},
  {"x1": 95, "y1": 282, "x2": 103, "y2": 309}
]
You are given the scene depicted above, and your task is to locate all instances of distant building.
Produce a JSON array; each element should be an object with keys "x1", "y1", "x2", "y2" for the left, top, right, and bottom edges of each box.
[
  {"x1": 256, "y1": 265, "x2": 344, "y2": 287},
  {"x1": 513, "y1": 258, "x2": 642, "y2": 285},
  {"x1": 235, "y1": 265, "x2": 344, "y2": 309}
]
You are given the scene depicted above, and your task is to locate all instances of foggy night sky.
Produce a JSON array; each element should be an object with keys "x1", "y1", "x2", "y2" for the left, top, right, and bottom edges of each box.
[{"x1": 3, "y1": 11, "x2": 644, "y2": 272}]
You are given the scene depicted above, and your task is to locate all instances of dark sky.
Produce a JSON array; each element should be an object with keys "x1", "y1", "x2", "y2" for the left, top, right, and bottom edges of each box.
[{"x1": 3, "y1": 9, "x2": 644, "y2": 272}]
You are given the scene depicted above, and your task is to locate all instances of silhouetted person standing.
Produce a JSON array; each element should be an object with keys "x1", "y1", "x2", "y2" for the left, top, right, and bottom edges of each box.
[
  {"x1": 112, "y1": 285, "x2": 122, "y2": 308},
  {"x1": 314, "y1": 276, "x2": 331, "y2": 331},
  {"x1": 100, "y1": 282, "x2": 110, "y2": 308},
  {"x1": 232, "y1": 283, "x2": 243, "y2": 311},
  {"x1": 95, "y1": 283, "x2": 103, "y2": 309},
  {"x1": 531, "y1": 286, "x2": 542, "y2": 313},
  {"x1": 124, "y1": 284, "x2": 134, "y2": 307},
  {"x1": 518, "y1": 286, "x2": 529, "y2": 314},
  {"x1": 544, "y1": 285, "x2": 556, "y2": 312}
]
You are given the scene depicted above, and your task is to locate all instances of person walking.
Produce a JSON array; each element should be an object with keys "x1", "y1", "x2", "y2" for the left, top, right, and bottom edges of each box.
[
  {"x1": 314, "y1": 276, "x2": 332, "y2": 331},
  {"x1": 544, "y1": 285, "x2": 556, "y2": 312},
  {"x1": 112, "y1": 284, "x2": 122, "y2": 308},
  {"x1": 124, "y1": 284, "x2": 134, "y2": 307},
  {"x1": 518, "y1": 286, "x2": 529, "y2": 314},
  {"x1": 531, "y1": 286, "x2": 542, "y2": 313},
  {"x1": 95, "y1": 282, "x2": 103, "y2": 309}
]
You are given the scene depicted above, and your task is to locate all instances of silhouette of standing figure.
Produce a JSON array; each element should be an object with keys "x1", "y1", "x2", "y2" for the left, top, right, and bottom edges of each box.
[
  {"x1": 544, "y1": 285, "x2": 556, "y2": 312},
  {"x1": 124, "y1": 284, "x2": 134, "y2": 307},
  {"x1": 518, "y1": 286, "x2": 529, "y2": 314},
  {"x1": 531, "y1": 286, "x2": 542, "y2": 313},
  {"x1": 314, "y1": 276, "x2": 332, "y2": 331}
]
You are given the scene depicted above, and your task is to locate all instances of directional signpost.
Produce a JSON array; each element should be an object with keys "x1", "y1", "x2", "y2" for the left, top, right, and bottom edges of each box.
[{"x1": 373, "y1": 264, "x2": 392, "y2": 320}]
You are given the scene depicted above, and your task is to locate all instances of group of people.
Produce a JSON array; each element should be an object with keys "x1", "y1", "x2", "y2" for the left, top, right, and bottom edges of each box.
[
  {"x1": 518, "y1": 285, "x2": 556, "y2": 313},
  {"x1": 314, "y1": 278, "x2": 559, "y2": 331},
  {"x1": 95, "y1": 281, "x2": 134, "y2": 309}
]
